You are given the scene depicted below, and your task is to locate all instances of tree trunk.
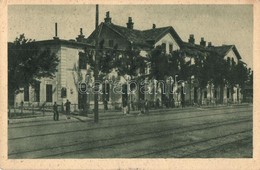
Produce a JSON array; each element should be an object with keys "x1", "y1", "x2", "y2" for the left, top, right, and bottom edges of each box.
[
  {"x1": 230, "y1": 86, "x2": 234, "y2": 103},
  {"x1": 220, "y1": 85, "x2": 224, "y2": 104},
  {"x1": 200, "y1": 88, "x2": 203, "y2": 105}
]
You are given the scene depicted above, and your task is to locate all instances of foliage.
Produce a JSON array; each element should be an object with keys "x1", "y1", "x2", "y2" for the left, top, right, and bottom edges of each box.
[
  {"x1": 8, "y1": 34, "x2": 59, "y2": 104},
  {"x1": 115, "y1": 45, "x2": 147, "y2": 79}
]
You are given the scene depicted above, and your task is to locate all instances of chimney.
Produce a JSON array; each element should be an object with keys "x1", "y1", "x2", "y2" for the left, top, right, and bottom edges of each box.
[
  {"x1": 104, "y1": 11, "x2": 112, "y2": 24},
  {"x1": 188, "y1": 34, "x2": 195, "y2": 44},
  {"x1": 80, "y1": 28, "x2": 83, "y2": 35},
  {"x1": 208, "y1": 42, "x2": 212, "y2": 47},
  {"x1": 76, "y1": 28, "x2": 85, "y2": 42},
  {"x1": 53, "y1": 22, "x2": 59, "y2": 40},
  {"x1": 126, "y1": 17, "x2": 134, "y2": 29},
  {"x1": 153, "y1": 24, "x2": 156, "y2": 29},
  {"x1": 200, "y1": 37, "x2": 206, "y2": 47},
  {"x1": 96, "y1": 5, "x2": 99, "y2": 29}
]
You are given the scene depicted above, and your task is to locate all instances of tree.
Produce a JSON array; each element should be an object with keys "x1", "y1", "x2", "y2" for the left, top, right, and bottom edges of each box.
[
  {"x1": 234, "y1": 62, "x2": 251, "y2": 102},
  {"x1": 78, "y1": 39, "x2": 120, "y2": 113},
  {"x1": 115, "y1": 44, "x2": 147, "y2": 109},
  {"x1": 115, "y1": 44, "x2": 146, "y2": 79},
  {"x1": 8, "y1": 34, "x2": 59, "y2": 105}
]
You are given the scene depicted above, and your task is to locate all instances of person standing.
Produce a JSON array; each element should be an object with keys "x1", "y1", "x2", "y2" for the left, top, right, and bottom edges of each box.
[
  {"x1": 139, "y1": 99, "x2": 145, "y2": 115},
  {"x1": 65, "y1": 99, "x2": 71, "y2": 119},
  {"x1": 144, "y1": 99, "x2": 149, "y2": 114},
  {"x1": 156, "y1": 98, "x2": 160, "y2": 109},
  {"x1": 53, "y1": 102, "x2": 59, "y2": 121},
  {"x1": 20, "y1": 101, "x2": 24, "y2": 114},
  {"x1": 103, "y1": 98, "x2": 108, "y2": 111},
  {"x1": 122, "y1": 97, "x2": 128, "y2": 115}
]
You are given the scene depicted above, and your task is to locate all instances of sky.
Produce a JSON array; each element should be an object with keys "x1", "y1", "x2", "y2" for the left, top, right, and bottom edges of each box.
[{"x1": 8, "y1": 5, "x2": 253, "y2": 68}]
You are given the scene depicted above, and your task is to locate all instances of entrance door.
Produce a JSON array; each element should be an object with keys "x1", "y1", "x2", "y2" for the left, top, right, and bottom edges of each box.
[
  {"x1": 46, "y1": 84, "x2": 52, "y2": 102},
  {"x1": 78, "y1": 92, "x2": 87, "y2": 109}
]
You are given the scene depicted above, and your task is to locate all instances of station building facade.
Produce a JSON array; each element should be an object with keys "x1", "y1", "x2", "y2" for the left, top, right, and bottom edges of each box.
[{"x1": 11, "y1": 11, "x2": 244, "y2": 110}]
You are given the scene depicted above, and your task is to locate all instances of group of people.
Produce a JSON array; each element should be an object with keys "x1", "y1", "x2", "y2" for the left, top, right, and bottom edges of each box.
[
  {"x1": 52, "y1": 99, "x2": 71, "y2": 121},
  {"x1": 122, "y1": 98, "x2": 149, "y2": 115},
  {"x1": 53, "y1": 97, "x2": 181, "y2": 120}
]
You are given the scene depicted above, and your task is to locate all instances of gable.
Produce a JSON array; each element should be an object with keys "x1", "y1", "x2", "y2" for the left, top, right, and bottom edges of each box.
[
  {"x1": 224, "y1": 48, "x2": 239, "y2": 63},
  {"x1": 99, "y1": 25, "x2": 130, "y2": 49},
  {"x1": 154, "y1": 33, "x2": 180, "y2": 53}
]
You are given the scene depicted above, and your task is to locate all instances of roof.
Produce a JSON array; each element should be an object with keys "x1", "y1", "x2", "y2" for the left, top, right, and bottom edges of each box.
[
  {"x1": 142, "y1": 26, "x2": 183, "y2": 46},
  {"x1": 85, "y1": 22, "x2": 183, "y2": 48},
  {"x1": 181, "y1": 42, "x2": 211, "y2": 56},
  {"x1": 181, "y1": 42, "x2": 242, "y2": 60},
  {"x1": 209, "y1": 45, "x2": 242, "y2": 60},
  {"x1": 11, "y1": 38, "x2": 94, "y2": 49}
]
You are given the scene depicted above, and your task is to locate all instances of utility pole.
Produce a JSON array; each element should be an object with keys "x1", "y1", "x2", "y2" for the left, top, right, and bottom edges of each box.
[
  {"x1": 190, "y1": 56, "x2": 192, "y2": 105},
  {"x1": 94, "y1": 4, "x2": 99, "y2": 123}
]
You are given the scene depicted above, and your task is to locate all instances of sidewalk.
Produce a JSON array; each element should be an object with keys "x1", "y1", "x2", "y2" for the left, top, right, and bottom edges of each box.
[{"x1": 8, "y1": 103, "x2": 251, "y2": 124}]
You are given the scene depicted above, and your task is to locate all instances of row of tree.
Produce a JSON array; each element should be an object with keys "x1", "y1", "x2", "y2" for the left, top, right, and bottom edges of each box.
[{"x1": 79, "y1": 40, "x2": 252, "y2": 105}]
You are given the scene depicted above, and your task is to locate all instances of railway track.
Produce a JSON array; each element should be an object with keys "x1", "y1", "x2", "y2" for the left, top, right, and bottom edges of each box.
[
  {"x1": 9, "y1": 104, "x2": 252, "y2": 128},
  {"x1": 179, "y1": 136, "x2": 252, "y2": 158},
  {"x1": 9, "y1": 116, "x2": 252, "y2": 158},
  {"x1": 133, "y1": 130, "x2": 252, "y2": 158},
  {"x1": 9, "y1": 108, "x2": 251, "y2": 140}
]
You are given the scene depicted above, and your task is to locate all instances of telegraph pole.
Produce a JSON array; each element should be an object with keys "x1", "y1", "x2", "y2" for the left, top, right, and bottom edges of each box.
[{"x1": 94, "y1": 4, "x2": 99, "y2": 123}]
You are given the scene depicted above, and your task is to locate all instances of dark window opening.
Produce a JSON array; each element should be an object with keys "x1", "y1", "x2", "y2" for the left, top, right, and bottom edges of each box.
[
  {"x1": 79, "y1": 54, "x2": 87, "y2": 69},
  {"x1": 204, "y1": 91, "x2": 207, "y2": 98},
  {"x1": 61, "y1": 87, "x2": 67, "y2": 98},
  {"x1": 227, "y1": 88, "x2": 230, "y2": 99},
  {"x1": 24, "y1": 86, "x2": 29, "y2": 102},
  {"x1": 34, "y1": 83, "x2": 40, "y2": 102},
  {"x1": 169, "y1": 44, "x2": 173, "y2": 52},
  {"x1": 214, "y1": 89, "x2": 217, "y2": 98},
  {"x1": 46, "y1": 84, "x2": 53, "y2": 102},
  {"x1": 161, "y1": 43, "x2": 166, "y2": 53}
]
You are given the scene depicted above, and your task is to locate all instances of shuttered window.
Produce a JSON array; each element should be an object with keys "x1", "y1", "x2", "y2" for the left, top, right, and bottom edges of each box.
[
  {"x1": 46, "y1": 84, "x2": 53, "y2": 102},
  {"x1": 35, "y1": 83, "x2": 40, "y2": 102},
  {"x1": 24, "y1": 86, "x2": 29, "y2": 101}
]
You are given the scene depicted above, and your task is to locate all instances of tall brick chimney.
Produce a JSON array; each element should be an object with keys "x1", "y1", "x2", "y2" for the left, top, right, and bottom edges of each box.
[
  {"x1": 188, "y1": 34, "x2": 195, "y2": 44},
  {"x1": 53, "y1": 22, "x2": 59, "y2": 40},
  {"x1": 153, "y1": 24, "x2": 156, "y2": 29},
  {"x1": 200, "y1": 37, "x2": 206, "y2": 47},
  {"x1": 126, "y1": 17, "x2": 134, "y2": 29},
  {"x1": 208, "y1": 42, "x2": 212, "y2": 47},
  {"x1": 104, "y1": 11, "x2": 112, "y2": 24}
]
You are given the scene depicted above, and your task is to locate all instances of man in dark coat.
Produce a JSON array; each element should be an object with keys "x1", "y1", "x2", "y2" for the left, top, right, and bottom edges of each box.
[
  {"x1": 65, "y1": 99, "x2": 71, "y2": 119},
  {"x1": 53, "y1": 102, "x2": 59, "y2": 121}
]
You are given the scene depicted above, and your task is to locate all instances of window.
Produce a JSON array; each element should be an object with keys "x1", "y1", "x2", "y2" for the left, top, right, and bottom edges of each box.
[
  {"x1": 169, "y1": 44, "x2": 173, "y2": 52},
  {"x1": 24, "y1": 86, "x2": 29, "y2": 102},
  {"x1": 214, "y1": 90, "x2": 217, "y2": 99},
  {"x1": 227, "y1": 88, "x2": 230, "y2": 99},
  {"x1": 46, "y1": 84, "x2": 53, "y2": 102},
  {"x1": 34, "y1": 83, "x2": 40, "y2": 102},
  {"x1": 204, "y1": 91, "x2": 207, "y2": 98},
  {"x1": 109, "y1": 40, "x2": 114, "y2": 48},
  {"x1": 61, "y1": 87, "x2": 67, "y2": 98},
  {"x1": 161, "y1": 43, "x2": 166, "y2": 52},
  {"x1": 79, "y1": 54, "x2": 87, "y2": 69}
]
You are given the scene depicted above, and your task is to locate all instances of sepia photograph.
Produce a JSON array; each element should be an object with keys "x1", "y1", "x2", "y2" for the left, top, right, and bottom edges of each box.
[
  {"x1": 1, "y1": 1, "x2": 259, "y2": 169},
  {"x1": 6, "y1": 4, "x2": 254, "y2": 159}
]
